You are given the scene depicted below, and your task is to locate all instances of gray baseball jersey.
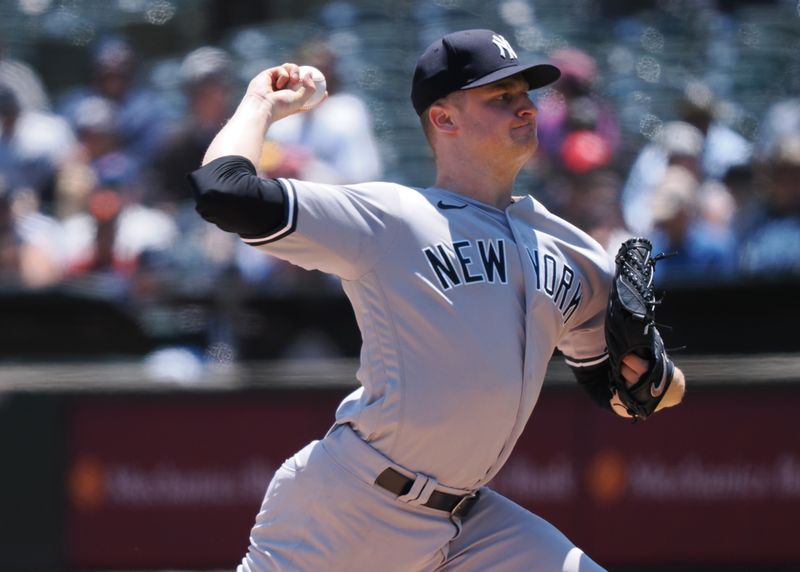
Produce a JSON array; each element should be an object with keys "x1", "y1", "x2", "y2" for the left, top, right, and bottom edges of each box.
[{"x1": 244, "y1": 179, "x2": 613, "y2": 491}]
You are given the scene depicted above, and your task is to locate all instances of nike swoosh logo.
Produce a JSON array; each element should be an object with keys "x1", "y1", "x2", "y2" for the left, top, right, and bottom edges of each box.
[
  {"x1": 650, "y1": 351, "x2": 669, "y2": 397},
  {"x1": 437, "y1": 200, "x2": 467, "y2": 210}
]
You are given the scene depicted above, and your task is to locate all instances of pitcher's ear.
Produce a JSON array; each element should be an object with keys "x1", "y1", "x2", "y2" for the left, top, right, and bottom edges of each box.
[{"x1": 428, "y1": 102, "x2": 459, "y2": 135}]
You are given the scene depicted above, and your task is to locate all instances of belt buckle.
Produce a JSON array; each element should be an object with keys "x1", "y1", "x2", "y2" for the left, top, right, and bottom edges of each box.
[{"x1": 450, "y1": 490, "x2": 479, "y2": 518}]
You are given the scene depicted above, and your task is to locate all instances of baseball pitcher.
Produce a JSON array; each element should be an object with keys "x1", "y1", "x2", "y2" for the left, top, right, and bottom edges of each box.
[{"x1": 189, "y1": 29, "x2": 685, "y2": 572}]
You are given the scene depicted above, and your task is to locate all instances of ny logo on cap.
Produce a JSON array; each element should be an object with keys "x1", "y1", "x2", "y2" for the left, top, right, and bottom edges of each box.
[{"x1": 491, "y1": 34, "x2": 518, "y2": 60}]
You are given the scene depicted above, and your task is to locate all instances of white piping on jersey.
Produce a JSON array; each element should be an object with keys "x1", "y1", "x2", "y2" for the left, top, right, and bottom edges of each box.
[
  {"x1": 563, "y1": 353, "x2": 608, "y2": 368},
  {"x1": 241, "y1": 178, "x2": 297, "y2": 245}
]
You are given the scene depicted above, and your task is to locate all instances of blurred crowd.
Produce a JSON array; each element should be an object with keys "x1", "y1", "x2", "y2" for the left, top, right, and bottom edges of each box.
[
  {"x1": 0, "y1": 33, "x2": 381, "y2": 300},
  {"x1": 529, "y1": 47, "x2": 800, "y2": 284},
  {"x1": 2, "y1": 6, "x2": 800, "y2": 308}
]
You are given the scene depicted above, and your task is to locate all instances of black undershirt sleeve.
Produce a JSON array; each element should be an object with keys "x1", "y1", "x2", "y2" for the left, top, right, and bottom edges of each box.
[
  {"x1": 569, "y1": 360, "x2": 613, "y2": 411},
  {"x1": 187, "y1": 155, "x2": 286, "y2": 239}
]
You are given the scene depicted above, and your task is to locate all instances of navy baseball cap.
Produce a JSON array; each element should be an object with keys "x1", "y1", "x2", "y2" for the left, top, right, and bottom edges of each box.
[{"x1": 411, "y1": 29, "x2": 561, "y2": 116}]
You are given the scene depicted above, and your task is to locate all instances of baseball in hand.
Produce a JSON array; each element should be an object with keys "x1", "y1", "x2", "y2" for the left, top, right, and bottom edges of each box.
[{"x1": 298, "y1": 65, "x2": 327, "y2": 110}]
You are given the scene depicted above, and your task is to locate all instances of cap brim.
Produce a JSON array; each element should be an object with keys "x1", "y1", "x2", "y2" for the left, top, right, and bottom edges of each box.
[{"x1": 461, "y1": 63, "x2": 561, "y2": 92}]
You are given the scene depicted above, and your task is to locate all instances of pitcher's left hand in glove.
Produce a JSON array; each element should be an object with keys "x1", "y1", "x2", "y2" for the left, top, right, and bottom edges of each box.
[{"x1": 605, "y1": 238, "x2": 680, "y2": 420}]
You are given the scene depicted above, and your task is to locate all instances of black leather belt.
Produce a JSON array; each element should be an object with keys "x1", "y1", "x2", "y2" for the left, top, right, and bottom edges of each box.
[{"x1": 375, "y1": 467, "x2": 480, "y2": 518}]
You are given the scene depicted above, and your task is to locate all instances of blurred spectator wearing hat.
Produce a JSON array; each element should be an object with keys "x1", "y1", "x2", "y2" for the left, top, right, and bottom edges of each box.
[
  {"x1": 149, "y1": 46, "x2": 264, "y2": 295},
  {"x1": 151, "y1": 46, "x2": 236, "y2": 209},
  {"x1": 58, "y1": 36, "x2": 171, "y2": 169},
  {"x1": 56, "y1": 93, "x2": 176, "y2": 295},
  {"x1": 648, "y1": 165, "x2": 737, "y2": 282},
  {"x1": 264, "y1": 39, "x2": 382, "y2": 183},
  {"x1": 524, "y1": 48, "x2": 620, "y2": 220},
  {"x1": 622, "y1": 120, "x2": 704, "y2": 235},
  {"x1": 536, "y1": 48, "x2": 621, "y2": 169},
  {"x1": 739, "y1": 135, "x2": 800, "y2": 274},
  {"x1": 245, "y1": 39, "x2": 381, "y2": 294},
  {"x1": 54, "y1": 95, "x2": 143, "y2": 220},
  {"x1": 1, "y1": 81, "x2": 75, "y2": 210},
  {"x1": 622, "y1": 83, "x2": 751, "y2": 236},
  {"x1": 676, "y1": 81, "x2": 752, "y2": 181},
  {"x1": 755, "y1": 97, "x2": 800, "y2": 163}
]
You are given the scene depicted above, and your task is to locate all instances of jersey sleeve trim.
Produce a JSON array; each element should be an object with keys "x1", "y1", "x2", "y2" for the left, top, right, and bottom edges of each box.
[
  {"x1": 240, "y1": 178, "x2": 297, "y2": 246},
  {"x1": 563, "y1": 352, "x2": 608, "y2": 368}
]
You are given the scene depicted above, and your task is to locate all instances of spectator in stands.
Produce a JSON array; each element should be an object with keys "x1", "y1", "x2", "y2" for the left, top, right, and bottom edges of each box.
[
  {"x1": 523, "y1": 48, "x2": 619, "y2": 217},
  {"x1": 237, "y1": 40, "x2": 377, "y2": 293},
  {"x1": 677, "y1": 81, "x2": 752, "y2": 181},
  {"x1": 148, "y1": 46, "x2": 290, "y2": 292},
  {"x1": 621, "y1": 82, "x2": 751, "y2": 235},
  {"x1": 648, "y1": 165, "x2": 737, "y2": 282},
  {"x1": 151, "y1": 46, "x2": 236, "y2": 209},
  {"x1": 0, "y1": 183, "x2": 64, "y2": 288},
  {"x1": 754, "y1": 97, "x2": 800, "y2": 163},
  {"x1": 61, "y1": 182, "x2": 178, "y2": 297},
  {"x1": 521, "y1": 124, "x2": 616, "y2": 226},
  {"x1": 732, "y1": 97, "x2": 800, "y2": 242},
  {"x1": 264, "y1": 39, "x2": 382, "y2": 183},
  {"x1": 54, "y1": 95, "x2": 142, "y2": 220},
  {"x1": 0, "y1": 82, "x2": 75, "y2": 209},
  {"x1": 536, "y1": 48, "x2": 620, "y2": 168},
  {"x1": 562, "y1": 169, "x2": 633, "y2": 259},
  {"x1": 58, "y1": 36, "x2": 171, "y2": 169},
  {"x1": 622, "y1": 120, "x2": 704, "y2": 235},
  {"x1": 59, "y1": 94, "x2": 176, "y2": 294},
  {"x1": 739, "y1": 134, "x2": 800, "y2": 274}
]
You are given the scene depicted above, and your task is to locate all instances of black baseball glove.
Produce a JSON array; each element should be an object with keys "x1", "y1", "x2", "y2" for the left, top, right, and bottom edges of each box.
[{"x1": 605, "y1": 238, "x2": 675, "y2": 420}]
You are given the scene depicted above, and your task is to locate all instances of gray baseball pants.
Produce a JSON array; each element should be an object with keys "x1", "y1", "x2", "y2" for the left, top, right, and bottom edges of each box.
[{"x1": 238, "y1": 424, "x2": 605, "y2": 572}]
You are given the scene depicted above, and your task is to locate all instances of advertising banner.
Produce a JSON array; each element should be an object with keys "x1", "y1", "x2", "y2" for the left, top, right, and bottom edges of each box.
[
  {"x1": 65, "y1": 391, "x2": 345, "y2": 569},
  {"x1": 64, "y1": 385, "x2": 800, "y2": 569},
  {"x1": 493, "y1": 385, "x2": 800, "y2": 566}
]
